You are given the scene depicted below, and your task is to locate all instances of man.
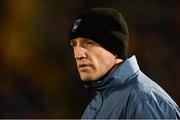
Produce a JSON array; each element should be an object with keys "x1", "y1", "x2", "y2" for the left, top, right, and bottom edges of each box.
[{"x1": 68, "y1": 8, "x2": 180, "y2": 119}]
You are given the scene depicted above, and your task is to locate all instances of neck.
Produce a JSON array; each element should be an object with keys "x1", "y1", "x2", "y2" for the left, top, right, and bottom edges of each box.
[
  {"x1": 98, "y1": 62, "x2": 122, "y2": 81},
  {"x1": 83, "y1": 61, "x2": 123, "y2": 86},
  {"x1": 83, "y1": 63, "x2": 122, "y2": 92}
]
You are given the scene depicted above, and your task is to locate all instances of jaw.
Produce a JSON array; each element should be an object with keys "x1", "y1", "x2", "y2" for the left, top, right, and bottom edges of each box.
[{"x1": 79, "y1": 70, "x2": 98, "y2": 81}]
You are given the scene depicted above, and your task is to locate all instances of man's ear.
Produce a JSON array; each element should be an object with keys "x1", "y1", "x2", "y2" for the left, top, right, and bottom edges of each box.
[
  {"x1": 114, "y1": 54, "x2": 123, "y2": 64},
  {"x1": 115, "y1": 58, "x2": 123, "y2": 64}
]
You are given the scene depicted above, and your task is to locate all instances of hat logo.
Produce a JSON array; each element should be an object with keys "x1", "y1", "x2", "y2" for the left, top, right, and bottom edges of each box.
[{"x1": 72, "y1": 19, "x2": 81, "y2": 32}]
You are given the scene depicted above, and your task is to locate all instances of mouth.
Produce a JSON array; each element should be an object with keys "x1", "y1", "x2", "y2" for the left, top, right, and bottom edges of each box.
[
  {"x1": 78, "y1": 64, "x2": 92, "y2": 71},
  {"x1": 79, "y1": 64, "x2": 89, "y2": 67}
]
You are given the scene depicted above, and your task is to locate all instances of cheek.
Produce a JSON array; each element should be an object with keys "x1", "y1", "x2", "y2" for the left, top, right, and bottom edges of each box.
[{"x1": 92, "y1": 53, "x2": 115, "y2": 74}]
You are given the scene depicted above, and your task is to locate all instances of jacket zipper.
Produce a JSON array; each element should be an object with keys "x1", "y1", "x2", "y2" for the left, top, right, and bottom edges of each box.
[{"x1": 94, "y1": 91, "x2": 104, "y2": 118}]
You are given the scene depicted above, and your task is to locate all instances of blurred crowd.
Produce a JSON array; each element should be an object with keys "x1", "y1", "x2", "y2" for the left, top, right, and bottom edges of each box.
[{"x1": 0, "y1": 0, "x2": 179, "y2": 118}]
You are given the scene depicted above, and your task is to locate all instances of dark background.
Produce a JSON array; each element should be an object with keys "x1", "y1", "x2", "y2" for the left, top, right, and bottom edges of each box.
[{"x1": 0, "y1": 0, "x2": 179, "y2": 118}]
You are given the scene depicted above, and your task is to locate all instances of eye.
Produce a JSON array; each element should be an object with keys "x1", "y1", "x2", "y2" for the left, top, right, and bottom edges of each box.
[
  {"x1": 85, "y1": 40, "x2": 97, "y2": 45},
  {"x1": 86, "y1": 41, "x2": 95, "y2": 44},
  {"x1": 70, "y1": 40, "x2": 77, "y2": 47},
  {"x1": 85, "y1": 40, "x2": 100, "y2": 47}
]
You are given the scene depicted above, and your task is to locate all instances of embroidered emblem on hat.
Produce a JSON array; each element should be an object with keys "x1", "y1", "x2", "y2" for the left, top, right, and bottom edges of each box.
[{"x1": 72, "y1": 19, "x2": 81, "y2": 32}]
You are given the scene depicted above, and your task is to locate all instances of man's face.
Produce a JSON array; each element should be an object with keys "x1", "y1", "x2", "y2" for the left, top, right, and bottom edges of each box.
[{"x1": 70, "y1": 37, "x2": 121, "y2": 81}]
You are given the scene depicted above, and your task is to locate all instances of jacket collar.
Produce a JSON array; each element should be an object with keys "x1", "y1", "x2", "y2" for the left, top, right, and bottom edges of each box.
[{"x1": 84, "y1": 55, "x2": 140, "y2": 96}]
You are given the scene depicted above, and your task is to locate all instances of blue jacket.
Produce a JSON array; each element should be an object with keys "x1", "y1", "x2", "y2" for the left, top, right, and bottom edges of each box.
[{"x1": 81, "y1": 56, "x2": 180, "y2": 119}]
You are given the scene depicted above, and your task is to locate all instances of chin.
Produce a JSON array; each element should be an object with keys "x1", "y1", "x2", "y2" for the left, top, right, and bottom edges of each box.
[{"x1": 80, "y1": 76, "x2": 96, "y2": 81}]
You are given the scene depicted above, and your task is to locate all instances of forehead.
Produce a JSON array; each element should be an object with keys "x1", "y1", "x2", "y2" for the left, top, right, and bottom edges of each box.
[{"x1": 70, "y1": 37, "x2": 95, "y2": 43}]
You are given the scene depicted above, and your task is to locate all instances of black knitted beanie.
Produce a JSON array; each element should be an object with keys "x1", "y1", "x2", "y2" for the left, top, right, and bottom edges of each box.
[{"x1": 69, "y1": 8, "x2": 129, "y2": 59}]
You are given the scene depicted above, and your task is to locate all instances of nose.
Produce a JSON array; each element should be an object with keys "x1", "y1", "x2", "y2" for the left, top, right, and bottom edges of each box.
[{"x1": 74, "y1": 46, "x2": 87, "y2": 59}]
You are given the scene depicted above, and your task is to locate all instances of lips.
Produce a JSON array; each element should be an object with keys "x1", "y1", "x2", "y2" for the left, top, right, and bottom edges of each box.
[
  {"x1": 79, "y1": 64, "x2": 89, "y2": 67},
  {"x1": 78, "y1": 64, "x2": 92, "y2": 71},
  {"x1": 79, "y1": 64, "x2": 90, "y2": 68}
]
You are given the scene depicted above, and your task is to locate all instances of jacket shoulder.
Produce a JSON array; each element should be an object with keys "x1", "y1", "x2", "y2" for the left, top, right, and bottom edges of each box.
[{"x1": 126, "y1": 71, "x2": 180, "y2": 119}]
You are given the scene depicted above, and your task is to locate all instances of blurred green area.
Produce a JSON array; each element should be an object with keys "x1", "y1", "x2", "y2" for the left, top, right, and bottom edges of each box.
[{"x1": 0, "y1": 0, "x2": 180, "y2": 118}]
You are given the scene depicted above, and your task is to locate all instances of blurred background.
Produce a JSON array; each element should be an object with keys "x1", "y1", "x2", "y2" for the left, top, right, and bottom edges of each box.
[{"x1": 0, "y1": 0, "x2": 180, "y2": 118}]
